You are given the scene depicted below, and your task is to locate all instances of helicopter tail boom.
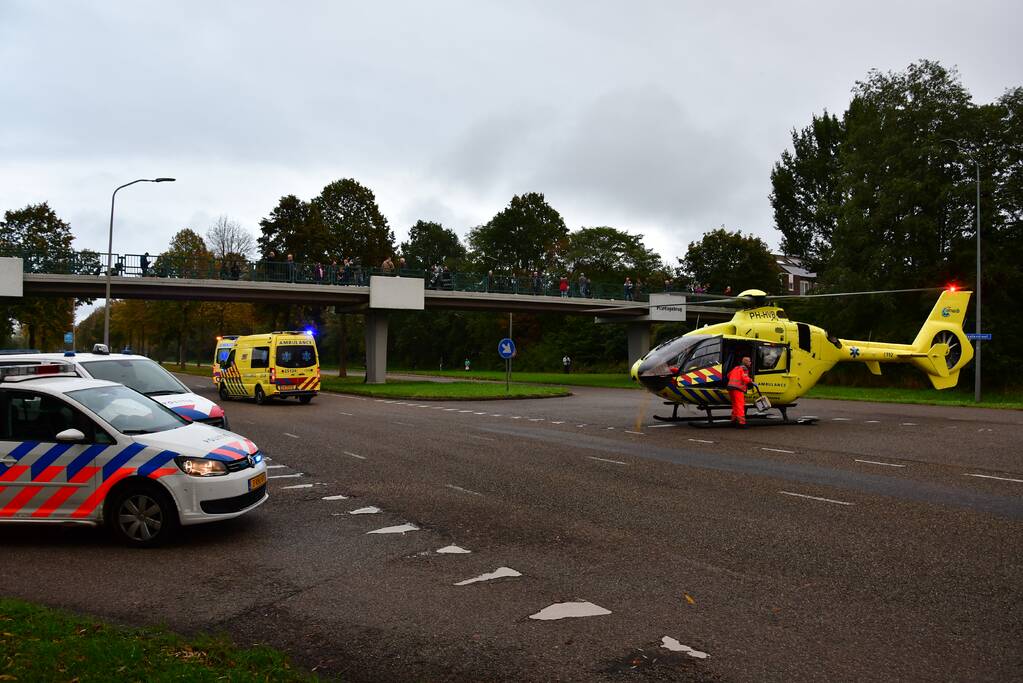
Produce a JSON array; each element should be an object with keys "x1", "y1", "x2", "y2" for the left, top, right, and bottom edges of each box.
[{"x1": 834, "y1": 290, "x2": 973, "y2": 390}]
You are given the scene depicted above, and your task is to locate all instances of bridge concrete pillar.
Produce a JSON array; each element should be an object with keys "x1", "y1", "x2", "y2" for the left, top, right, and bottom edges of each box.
[
  {"x1": 364, "y1": 311, "x2": 388, "y2": 384},
  {"x1": 627, "y1": 322, "x2": 651, "y2": 366}
]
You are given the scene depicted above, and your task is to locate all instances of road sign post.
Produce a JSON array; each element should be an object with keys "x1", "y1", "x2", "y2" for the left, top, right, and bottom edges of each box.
[{"x1": 498, "y1": 336, "x2": 516, "y2": 394}]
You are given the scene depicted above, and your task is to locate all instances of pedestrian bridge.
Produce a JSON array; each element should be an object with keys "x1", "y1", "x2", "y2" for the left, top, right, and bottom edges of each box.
[{"x1": 1, "y1": 255, "x2": 732, "y2": 383}]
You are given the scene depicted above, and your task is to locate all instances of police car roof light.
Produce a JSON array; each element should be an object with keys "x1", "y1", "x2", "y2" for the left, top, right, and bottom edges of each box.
[
  {"x1": 92, "y1": 343, "x2": 110, "y2": 355},
  {"x1": 0, "y1": 362, "x2": 80, "y2": 382}
]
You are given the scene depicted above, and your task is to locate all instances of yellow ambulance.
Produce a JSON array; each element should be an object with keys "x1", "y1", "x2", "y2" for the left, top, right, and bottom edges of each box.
[
  {"x1": 212, "y1": 335, "x2": 239, "y2": 385},
  {"x1": 217, "y1": 331, "x2": 320, "y2": 405}
]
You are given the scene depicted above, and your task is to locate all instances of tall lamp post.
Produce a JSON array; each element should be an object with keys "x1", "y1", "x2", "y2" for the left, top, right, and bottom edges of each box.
[
  {"x1": 943, "y1": 139, "x2": 981, "y2": 402},
  {"x1": 104, "y1": 178, "x2": 176, "y2": 347}
]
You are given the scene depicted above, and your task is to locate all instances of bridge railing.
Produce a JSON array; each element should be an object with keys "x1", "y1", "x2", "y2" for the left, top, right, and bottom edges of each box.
[{"x1": 11, "y1": 248, "x2": 702, "y2": 303}]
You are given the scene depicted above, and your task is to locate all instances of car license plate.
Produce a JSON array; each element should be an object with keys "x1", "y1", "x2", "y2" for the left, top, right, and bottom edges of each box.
[
  {"x1": 279, "y1": 384, "x2": 294, "y2": 390},
  {"x1": 248, "y1": 472, "x2": 267, "y2": 490}
]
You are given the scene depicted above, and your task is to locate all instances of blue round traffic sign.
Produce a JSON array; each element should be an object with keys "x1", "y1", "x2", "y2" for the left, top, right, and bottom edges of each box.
[{"x1": 498, "y1": 338, "x2": 516, "y2": 359}]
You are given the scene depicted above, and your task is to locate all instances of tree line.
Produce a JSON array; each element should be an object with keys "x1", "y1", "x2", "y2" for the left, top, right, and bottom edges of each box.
[{"x1": 3, "y1": 60, "x2": 1015, "y2": 388}]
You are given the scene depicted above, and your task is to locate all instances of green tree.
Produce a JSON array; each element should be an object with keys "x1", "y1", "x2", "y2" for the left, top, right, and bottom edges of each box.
[
  {"x1": 769, "y1": 112, "x2": 845, "y2": 271},
  {"x1": 257, "y1": 195, "x2": 316, "y2": 260},
  {"x1": 399, "y1": 220, "x2": 465, "y2": 270},
  {"x1": 563, "y1": 226, "x2": 663, "y2": 280},
  {"x1": 312, "y1": 178, "x2": 395, "y2": 267},
  {"x1": 771, "y1": 60, "x2": 1021, "y2": 388},
  {"x1": 0, "y1": 203, "x2": 76, "y2": 349},
  {"x1": 679, "y1": 228, "x2": 780, "y2": 294},
  {"x1": 468, "y1": 192, "x2": 568, "y2": 272}
]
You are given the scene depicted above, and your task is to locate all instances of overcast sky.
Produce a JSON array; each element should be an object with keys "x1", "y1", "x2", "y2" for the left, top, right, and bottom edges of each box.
[{"x1": 2, "y1": 0, "x2": 1020, "y2": 267}]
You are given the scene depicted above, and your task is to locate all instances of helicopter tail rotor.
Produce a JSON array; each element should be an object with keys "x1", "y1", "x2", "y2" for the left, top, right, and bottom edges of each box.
[{"x1": 909, "y1": 289, "x2": 974, "y2": 389}]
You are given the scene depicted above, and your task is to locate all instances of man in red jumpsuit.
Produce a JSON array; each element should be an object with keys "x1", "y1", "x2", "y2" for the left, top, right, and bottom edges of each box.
[{"x1": 727, "y1": 356, "x2": 755, "y2": 426}]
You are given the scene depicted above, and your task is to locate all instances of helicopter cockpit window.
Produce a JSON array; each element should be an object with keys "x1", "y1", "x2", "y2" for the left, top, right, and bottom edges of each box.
[
  {"x1": 637, "y1": 335, "x2": 714, "y2": 377},
  {"x1": 757, "y1": 344, "x2": 788, "y2": 373},
  {"x1": 682, "y1": 338, "x2": 722, "y2": 373}
]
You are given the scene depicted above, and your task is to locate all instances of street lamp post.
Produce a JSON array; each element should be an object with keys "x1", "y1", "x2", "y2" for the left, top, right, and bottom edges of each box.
[
  {"x1": 103, "y1": 178, "x2": 175, "y2": 347},
  {"x1": 942, "y1": 140, "x2": 981, "y2": 402}
]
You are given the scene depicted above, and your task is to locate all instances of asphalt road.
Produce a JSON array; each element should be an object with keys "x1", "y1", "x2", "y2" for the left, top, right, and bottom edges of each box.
[{"x1": 3, "y1": 376, "x2": 1022, "y2": 682}]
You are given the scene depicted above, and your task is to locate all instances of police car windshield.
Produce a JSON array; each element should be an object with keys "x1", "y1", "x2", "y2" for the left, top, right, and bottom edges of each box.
[
  {"x1": 276, "y1": 344, "x2": 316, "y2": 369},
  {"x1": 68, "y1": 385, "x2": 187, "y2": 434},
  {"x1": 80, "y1": 359, "x2": 188, "y2": 397}
]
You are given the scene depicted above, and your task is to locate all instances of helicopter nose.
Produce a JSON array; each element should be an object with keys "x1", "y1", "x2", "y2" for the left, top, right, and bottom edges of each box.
[{"x1": 630, "y1": 359, "x2": 642, "y2": 382}]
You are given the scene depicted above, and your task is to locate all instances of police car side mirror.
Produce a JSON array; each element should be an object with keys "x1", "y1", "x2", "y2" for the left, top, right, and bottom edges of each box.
[{"x1": 56, "y1": 428, "x2": 86, "y2": 443}]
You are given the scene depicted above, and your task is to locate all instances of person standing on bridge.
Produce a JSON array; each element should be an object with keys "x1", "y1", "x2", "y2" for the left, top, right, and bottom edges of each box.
[{"x1": 727, "y1": 356, "x2": 756, "y2": 427}]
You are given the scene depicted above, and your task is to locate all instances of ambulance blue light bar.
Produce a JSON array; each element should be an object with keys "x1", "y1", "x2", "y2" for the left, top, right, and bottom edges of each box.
[{"x1": 0, "y1": 362, "x2": 80, "y2": 382}]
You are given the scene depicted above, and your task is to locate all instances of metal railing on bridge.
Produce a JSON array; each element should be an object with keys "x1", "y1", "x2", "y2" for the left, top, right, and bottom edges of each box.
[{"x1": 8, "y1": 248, "x2": 702, "y2": 303}]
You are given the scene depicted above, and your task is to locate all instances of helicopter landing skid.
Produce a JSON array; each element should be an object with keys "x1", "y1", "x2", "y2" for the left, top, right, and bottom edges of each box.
[
  {"x1": 653, "y1": 403, "x2": 717, "y2": 423},
  {"x1": 688, "y1": 414, "x2": 819, "y2": 428}
]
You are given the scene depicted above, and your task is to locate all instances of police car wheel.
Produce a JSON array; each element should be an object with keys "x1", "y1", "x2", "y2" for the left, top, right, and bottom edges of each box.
[
  {"x1": 218, "y1": 382, "x2": 230, "y2": 401},
  {"x1": 299, "y1": 395, "x2": 313, "y2": 404},
  {"x1": 254, "y1": 385, "x2": 267, "y2": 405},
  {"x1": 107, "y1": 482, "x2": 178, "y2": 547}
]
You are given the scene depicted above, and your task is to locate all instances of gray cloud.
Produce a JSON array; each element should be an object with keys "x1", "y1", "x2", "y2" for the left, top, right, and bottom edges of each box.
[{"x1": 1, "y1": 0, "x2": 1019, "y2": 269}]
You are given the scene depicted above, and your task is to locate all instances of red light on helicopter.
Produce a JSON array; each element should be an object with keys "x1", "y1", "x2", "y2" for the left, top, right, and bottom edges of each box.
[{"x1": 946, "y1": 284, "x2": 958, "y2": 292}]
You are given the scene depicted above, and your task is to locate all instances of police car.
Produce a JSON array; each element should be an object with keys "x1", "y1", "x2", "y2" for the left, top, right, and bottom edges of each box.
[
  {"x1": 0, "y1": 363, "x2": 268, "y2": 546},
  {"x1": 0, "y1": 347, "x2": 229, "y2": 428}
]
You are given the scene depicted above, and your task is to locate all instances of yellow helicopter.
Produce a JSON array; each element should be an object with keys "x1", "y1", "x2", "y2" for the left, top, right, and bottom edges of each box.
[{"x1": 630, "y1": 287, "x2": 973, "y2": 426}]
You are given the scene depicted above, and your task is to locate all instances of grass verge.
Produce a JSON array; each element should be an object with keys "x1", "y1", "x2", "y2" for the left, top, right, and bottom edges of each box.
[
  {"x1": 0, "y1": 598, "x2": 315, "y2": 683},
  {"x1": 166, "y1": 363, "x2": 570, "y2": 399},
  {"x1": 806, "y1": 384, "x2": 1023, "y2": 410},
  {"x1": 398, "y1": 369, "x2": 639, "y2": 390},
  {"x1": 320, "y1": 376, "x2": 570, "y2": 400}
]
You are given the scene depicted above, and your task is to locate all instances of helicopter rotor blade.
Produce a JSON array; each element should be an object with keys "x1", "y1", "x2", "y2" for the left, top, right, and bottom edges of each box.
[{"x1": 766, "y1": 287, "x2": 943, "y2": 301}]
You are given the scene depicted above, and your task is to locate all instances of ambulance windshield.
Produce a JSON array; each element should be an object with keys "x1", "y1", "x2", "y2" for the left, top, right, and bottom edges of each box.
[{"x1": 276, "y1": 344, "x2": 316, "y2": 369}]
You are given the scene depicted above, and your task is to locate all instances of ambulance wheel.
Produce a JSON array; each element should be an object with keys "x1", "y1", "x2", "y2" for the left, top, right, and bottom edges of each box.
[
  {"x1": 106, "y1": 480, "x2": 178, "y2": 547},
  {"x1": 218, "y1": 383, "x2": 230, "y2": 401},
  {"x1": 254, "y1": 385, "x2": 267, "y2": 405},
  {"x1": 299, "y1": 395, "x2": 313, "y2": 404}
]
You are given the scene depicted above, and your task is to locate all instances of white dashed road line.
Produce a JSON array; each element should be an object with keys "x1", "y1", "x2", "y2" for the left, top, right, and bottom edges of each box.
[
  {"x1": 762, "y1": 447, "x2": 795, "y2": 454},
  {"x1": 624, "y1": 430, "x2": 645, "y2": 436},
  {"x1": 445, "y1": 484, "x2": 482, "y2": 496},
  {"x1": 587, "y1": 456, "x2": 627, "y2": 465},
  {"x1": 266, "y1": 465, "x2": 287, "y2": 469},
  {"x1": 649, "y1": 423, "x2": 680, "y2": 428},
  {"x1": 779, "y1": 491, "x2": 853, "y2": 506},
  {"x1": 965, "y1": 473, "x2": 1023, "y2": 483},
  {"x1": 688, "y1": 438, "x2": 714, "y2": 444},
  {"x1": 831, "y1": 417, "x2": 851, "y2": 422},
  {"x1": 280, "y1": 483, "x2": 314, "y2": 490},
  {"x1": 855, "y1": 459, "x2": 907, "y2": 468},
  {"x1": 901, "y1": 422, "x2": 918, "y2": 426},
  {"x1": 338, "y1": 411, "x2": 353, "y2": 416},
  {"x1": 343, "y1": 451, "x2": 367, "y2": 460},
  {"x1": 268, "y1": 473, "x2": 304, "y2": 480},
  {"x1": 284, "y1": 432, "x2": 300, "y2": 439}
]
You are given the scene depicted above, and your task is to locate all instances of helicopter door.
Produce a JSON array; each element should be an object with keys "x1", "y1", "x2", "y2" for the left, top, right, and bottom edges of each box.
[
  {"x1": 754, "y1": 341, "x2": 790, "y2": 399},
  {"x1": 722, "y1": 339, "x2": 755, "y2": 376}
]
